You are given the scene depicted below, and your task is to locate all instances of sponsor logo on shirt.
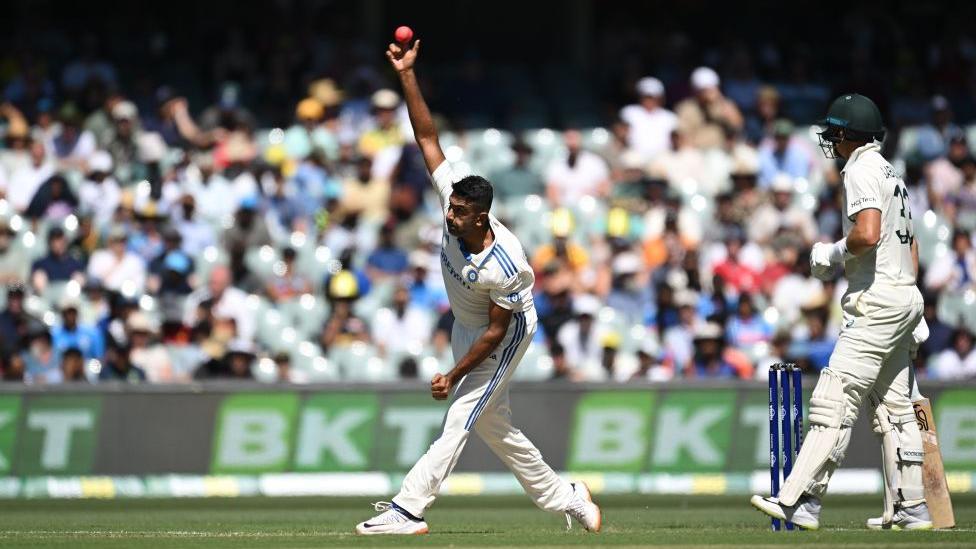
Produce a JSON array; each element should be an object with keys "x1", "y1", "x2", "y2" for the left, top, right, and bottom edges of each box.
[
  {"x1": 508, "y1": 292, "x2": 520, "y2": 303},
  {"x1": 849, "y1": 196, "x2": 876, "y2": 209},
  {"x1": 441, "y1": 249, "x2": 472, "y2": 290}
]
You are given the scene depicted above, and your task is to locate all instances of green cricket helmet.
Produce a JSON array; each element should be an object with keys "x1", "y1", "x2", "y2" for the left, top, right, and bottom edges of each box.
[{"x1": 817, "y1": 93, "x2": 886, "y2": 158}]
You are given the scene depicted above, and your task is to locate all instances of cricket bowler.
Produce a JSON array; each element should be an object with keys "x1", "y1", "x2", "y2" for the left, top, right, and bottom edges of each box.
[
  {"x1": 751, "y1": 93, "x2": 933, "y2": 530},
  {"x1": 355, "y1": 37, "x2": 601, "y2": 535}
]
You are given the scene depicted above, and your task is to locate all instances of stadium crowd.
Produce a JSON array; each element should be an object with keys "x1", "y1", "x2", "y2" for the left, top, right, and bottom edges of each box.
[{"x1": 0, "y1": 34, "x2": 975, "y2": 385}]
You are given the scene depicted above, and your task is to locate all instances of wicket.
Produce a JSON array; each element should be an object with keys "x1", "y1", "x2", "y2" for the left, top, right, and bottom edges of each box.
[{"x1": 768, "y1": 363, "x2": 803, "y2": 531}]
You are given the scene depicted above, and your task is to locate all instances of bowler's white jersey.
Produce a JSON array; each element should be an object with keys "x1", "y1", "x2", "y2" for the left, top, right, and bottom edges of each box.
[
  {"x1": 431, "y1": 161, "x2": 537, "y2": 329},
  {"x1": 840, "y1": 142, "x2": 917, "y2": 292}
]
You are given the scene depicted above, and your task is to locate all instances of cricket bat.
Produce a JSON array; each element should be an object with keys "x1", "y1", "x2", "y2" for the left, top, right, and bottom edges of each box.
[{"x1": 912, "y1": 380, "x2": 956, "y2": 528}]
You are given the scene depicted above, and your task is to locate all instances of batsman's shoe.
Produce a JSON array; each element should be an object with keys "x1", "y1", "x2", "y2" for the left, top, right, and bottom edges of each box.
[
  {"x1": 750, "y1": 494, "x2": 821, "y2": 530},
  {"x1": 866, "y1": 503, "x2": 934, "y2": 530},
  {"x1": 355, "y1": 501, "x2": 429, "y2": 535},
  {"x1": 564, "y1": 482, "x2": 602, "y2": 532}
]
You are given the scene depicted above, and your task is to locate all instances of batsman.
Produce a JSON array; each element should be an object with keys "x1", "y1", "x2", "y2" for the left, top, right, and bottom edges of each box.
[{"x1": 751, "y1": 93, "x2": 934, "y2": 530}]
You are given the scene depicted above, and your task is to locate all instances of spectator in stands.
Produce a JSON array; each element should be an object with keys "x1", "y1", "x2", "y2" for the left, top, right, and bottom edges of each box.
[
  {"x1": 359, "y1": 89, "x2": 404, "y2": 158},
  {"x1": 31, "y1": 228, "x2": 84, "y2": 294},
  {"x1": 51, "y1": 297, "x2": 104, "y2": 360},
  {"x1": 127, "y1": 312, "x2": 174, "y2": 382},
  {"x1": 598, "y1": 332, "x2": 622, "y2": 382},
  {"x1": 745, "y1": 86, "x2": 782, "y2": 143},
  {"x1": 0, "y1": 288, "x2": 42, "y2": 354},
  {"x1": 104, "y1": 100, "x2": 143, "y2": 183},
  {"x1": 546, "y1": 129, "x2": 610, "y2": 206},
  {"x1": 372, "y1": 285, "x2": 433, "y2": 358},
  {"x1": 222, "y1": 196, "x2": 272, "y2": 252},
  {"x1": 0, "y1": 220, "x2": 28, "y2": 286},
  {"x1": 23, "y1": 330, "x2": 60, "y2": 384},
  {"x1": 758, "y1": 119, "x2": 815, "y2": 188},
  {"x1": 916, "y1": 95, "x2": 962, "y2": 159},
  {"x1": 366, "y1": 221, "x2": 408, "y2": 280},
  {"x1": 340, "y1": 156, "x2": 390, "y2": 224},
  {"x1": 725, "y1": 293, "x2": 772, "y2": 353},
  {"x1": 183, "y1": 265, "x2": 254, "y2": 342},
  {"x1": 749, "y1": 174, "x2": 817, "y2": 246},
  {"x1": 531, "y1": 208, "x2": 590, "y2": 280},
  {"x1": 926, "y1": 130, "x2": 969, "y2": 211},
  {"x1": 664, "y1": 289, "x2": 699, "y2": 374},
  {"x1": 266, "y1": 247, "x2": 312, "y2": 302},
  {"x1": 712, "y1": 226, "x2": 760, "y2": 294},
  {"x1": 173, "y1": 194, "x2": 216, "y2": 256},
  {"x1": 947, "y1": 154, "x2": 976, "y2": 231},
  {"x1": 925, "y1": 229, "x2": 976, "y2": 293},
  {"x1": 25, "y1": 173, "x2": 78, "y2": 221},
  {"x1": 5, "y1": 140, "x2": 53, "y2": 213},
  {"x1": 556, "y1": 294, "x2": 604, "y2": 374},
  {"x1": 86, "y1": 226, "x2": 146, "y2": 294},
  {"x1": 929, "y1": 329, "x2": 976, "y2": 379},
  {"x1": 631, "y1": 336, "x2": 668, "y2": 381},
  {"x1": 50, "y1": 103, "x2": 96, "y2": 170},
  {"x1": 59, "y1": 347, "x2": 87, "y2": 383},
  {"x1": 78, "y1": 151, "x2": 120, "y2": 229},
  {"x1": 147, "y1": 228, "x2": 194, "y2": 295},
  {"x1": 789, "y1": 302, "x2": 836, "y2": 371},
  {"x1": 406, "y1": 250, "x2": 447, "y2": 311},
  {"x1": 605, "y1": 251, "x2": 651, "y2": 322},
  {"x1": 675, "y1": 67, "x2": 743, "y2": 150},
  {"x1": 99, "y1": 342, "x2": 147, "y2": 383},
  {"x1": 319, "y1": 270, "x2": 369, "y2": 351},
  {"x1": 490, "y1": 140, "x2": 544, "y2": 200},
  {"x1": 620, "y1": 77, "x2": 677, "y2": 163},
  {"x1": 2, "y1": 354, "x2": 25, "y2": 381},
  {"x1": 919, "y1": 294, "x2": 954, "y2": 364},
  {"x1": 691, "y1": 322, "x2": 736, "y2": 378}
]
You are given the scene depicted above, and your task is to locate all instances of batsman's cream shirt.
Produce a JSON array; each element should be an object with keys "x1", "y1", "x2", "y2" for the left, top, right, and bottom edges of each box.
[
  {"x1": 431, "y1": 161, "x2": 537, "y2": 329},
  {"x1": 840, "y1": 142, "x2": 916, "y2": 292}
]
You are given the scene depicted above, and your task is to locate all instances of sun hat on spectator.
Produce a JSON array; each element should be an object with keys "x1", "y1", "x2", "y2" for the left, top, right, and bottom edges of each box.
[
  {"x1": 770, "y1": 174, "x2": 794, "y2": 193},
  {"x1": 328, "y1": 270, "x2": 360, "y2": 300},
  {"x1": 612, "y1": 251, "x2": 642, "y2": 275},
  {"x1": 772, "y1": 119, "x2": 795, "y2": 137},
  {"x1": 226, "y1": 338, "x2": 257, "y2": 357},
  {"x1": 675, "y1": 289, "x2": 699, "y2": 309},
  {"x1": 239, "y1": 195, "x2": 260, "y2": 211},
  {"x1": 87, "y1": 151, "x2": 113, "y2": 175},
  {"x1": 636, "y1": 77, "x2": 665, "y2": 98},
  {"x1": 163, "y1": 251, "x2": 192, "y2": 274},
  {"x1": 691, "y1": 66, "x2": 720, "y2": 91},
  {"x1": 126, "y1": 311, "x2": 156, "y2": 334},
  {"x1": 371, "y1": 89, "x2": 400, "y2": 110},
  {"x1": 111, "y1": 100, "x2": 138, "y2": 121},
  {"x1": 601, "y1": 331, "x2": 622, "y2": 349},
  {"x1": 409, "y1": 249, "x2": 432, "y2": 270},
  {"x1": 58, "y1": 295, "x2": 82, "y2": 311},
  {"x1": 730, "y1": 147, "x2": 759, "y2": 176},
  {"x1": 551, "y1": 208, "x2": 574, "y2": 238},
  {"x1": 308, "y1": 78, "x2": 344, "y2": 107},
  {"x1": 606, "y1": 208, "x2": 631, "y2": 239},
  {"x1": 693, "y1": 322, "x2": 724, "y2": 341},
  {"x1": 620, "y1": 149, "x2": 645, "y2": 171},
  {"x1": 638, "y1": 334, "x2": 661, "y2": 358},
  {"x1": 138, "y1": 132, "x2": 168, "y2": 163},
  {"x1": 296, "y1": 98, "x2": 325, "y2": 121},
  {"x1": 107, "y1": 225, "x2": 128, "y2": 242},
  {"x1": 573, "y1": 294, "x2": 601, "y2": 317}
]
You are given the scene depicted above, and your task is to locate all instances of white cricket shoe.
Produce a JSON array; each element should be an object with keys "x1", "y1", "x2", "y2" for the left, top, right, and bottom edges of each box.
[
  {"x1": 564, "y1": 482, "x2": 602, "y2": 532},
  {"x1": 750, "y1": 494, "x2": 821, "y2": 530},
  {"x1": 866, "y1": 502, "x2": 934, "y2": 530},
  {"x1": 355, "y1": 501, "x2": 429, "y2": 535}
]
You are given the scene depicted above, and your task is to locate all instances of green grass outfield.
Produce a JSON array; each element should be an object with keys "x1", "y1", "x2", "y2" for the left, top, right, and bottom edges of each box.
[{"x1": 0, "y1": 494, "x2": 972, "y2": 548}]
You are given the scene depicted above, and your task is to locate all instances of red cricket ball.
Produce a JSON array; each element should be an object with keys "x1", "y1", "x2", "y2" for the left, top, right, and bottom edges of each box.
[{"x1": 394, "y1": 26, "x2": 413, "y2": 44}]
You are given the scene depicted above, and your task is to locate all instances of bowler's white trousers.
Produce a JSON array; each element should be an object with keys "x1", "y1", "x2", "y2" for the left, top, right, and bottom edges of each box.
[{"x1": 392, "y1": 311, "x2": 575, "y2": 518}]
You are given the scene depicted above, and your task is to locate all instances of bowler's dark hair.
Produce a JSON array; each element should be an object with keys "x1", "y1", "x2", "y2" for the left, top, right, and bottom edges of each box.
[{"x1": 452, "y1": 175, "x2": 493, "y2": 213}]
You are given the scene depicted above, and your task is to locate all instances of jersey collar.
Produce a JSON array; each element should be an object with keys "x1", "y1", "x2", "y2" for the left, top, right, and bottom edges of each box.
[{"x1": 840, "y1": 142, "x2": 881, "y2": 174}]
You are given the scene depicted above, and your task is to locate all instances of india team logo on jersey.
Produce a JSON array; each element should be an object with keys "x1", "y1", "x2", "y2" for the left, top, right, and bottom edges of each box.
[{"x1": 467, "y1": 269, "x2": 479, "y2": 283}]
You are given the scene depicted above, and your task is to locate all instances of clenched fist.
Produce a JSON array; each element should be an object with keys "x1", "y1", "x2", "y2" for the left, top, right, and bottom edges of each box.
[{"x1": 431, "y1": 373, "x2": 452, "y2": 400}]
